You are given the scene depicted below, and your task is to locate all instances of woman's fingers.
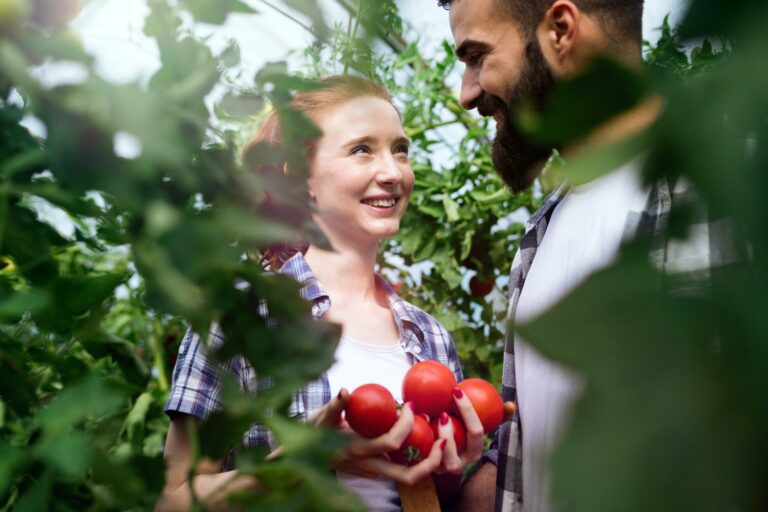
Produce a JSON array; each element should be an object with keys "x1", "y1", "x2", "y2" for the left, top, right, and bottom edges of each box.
[
  {"x1": 310, "y1": 388, "x2": 349, "y2": 428},
  {"x1": 435, "y1": 412, "x2": 463, "y2": 474},
  {"x1": 453, "y1": 387, "x2": 484, "y2": 463},
  {"x1": 357, "y1": 438, "x2": 446, "y2": 486}
]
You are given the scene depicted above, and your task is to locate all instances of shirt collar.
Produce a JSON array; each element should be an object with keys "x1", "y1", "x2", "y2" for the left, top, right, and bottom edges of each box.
[
  {"x1": 278, "y1": 252, "x2": 330, "y2": 305},
  {"x1": 278, "y1": 252, "x2": 426, "y2": 343},
  {"x1": 527, "y1": 182, "x2": 569, "y2": 229},
  {"x1": 375, "y1": 275, "x2": 426, "y2": 342}
]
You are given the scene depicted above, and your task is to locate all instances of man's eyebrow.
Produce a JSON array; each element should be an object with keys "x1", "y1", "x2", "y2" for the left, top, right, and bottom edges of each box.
[{"x1": 455, "y1": 40, "x2": 489, "y2": 60}]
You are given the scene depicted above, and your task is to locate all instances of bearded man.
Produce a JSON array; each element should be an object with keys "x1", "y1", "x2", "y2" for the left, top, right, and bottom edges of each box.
[{"x1": 438, "y1": 1, "x2": 722, "y2": 511}]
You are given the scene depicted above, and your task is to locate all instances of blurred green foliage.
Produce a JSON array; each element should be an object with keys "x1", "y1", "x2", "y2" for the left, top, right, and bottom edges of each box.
[{"x1": 1, "y1": 0, "x2": 765, "y2": 510}]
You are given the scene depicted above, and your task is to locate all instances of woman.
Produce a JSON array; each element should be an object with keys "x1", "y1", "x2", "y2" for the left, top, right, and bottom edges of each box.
[{"x1": 157, "y1": 76, "x2": 486, "y2": 511}]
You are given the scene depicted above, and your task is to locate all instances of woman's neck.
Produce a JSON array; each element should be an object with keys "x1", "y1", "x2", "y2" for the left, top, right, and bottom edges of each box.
[{"x1": 303, "y1": 241, "x2": 380, "y2": 303}]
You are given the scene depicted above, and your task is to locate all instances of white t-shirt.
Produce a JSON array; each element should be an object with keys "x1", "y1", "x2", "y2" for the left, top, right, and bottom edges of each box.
[
  {"x1": 514, "y1": 160, "x2": 650, "y2": 512},
  {"x1": 327, "y1": 335, "x2": 412, "y2": 512}
]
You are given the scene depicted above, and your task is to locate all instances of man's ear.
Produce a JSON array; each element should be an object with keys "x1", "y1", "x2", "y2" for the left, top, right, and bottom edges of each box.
[{"x1": 540, "y1": 0, "x2": 580, "y2": 68}]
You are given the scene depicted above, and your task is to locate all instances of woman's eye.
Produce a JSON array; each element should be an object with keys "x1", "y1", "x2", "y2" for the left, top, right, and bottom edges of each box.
[
  {"x1": 351, "y1": 145, "x2": 371, "y2": 155},
  {"x1": 394, "y1": 144, "x2": 410, "y2": 156}
]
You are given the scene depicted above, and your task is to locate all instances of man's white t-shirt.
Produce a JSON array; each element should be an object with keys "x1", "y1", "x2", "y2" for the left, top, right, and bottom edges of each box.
[
  {"x1": 327, "y1": 335, "x2": 412, "y2": 512},
  {"x1": 514, "y1": 160, "x2": 650, "y2": 512}
]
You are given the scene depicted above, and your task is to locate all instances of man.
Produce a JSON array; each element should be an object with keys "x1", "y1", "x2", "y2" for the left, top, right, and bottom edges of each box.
[{"x1": 438, "y1": 1, "x2": 686, "y2": 511}]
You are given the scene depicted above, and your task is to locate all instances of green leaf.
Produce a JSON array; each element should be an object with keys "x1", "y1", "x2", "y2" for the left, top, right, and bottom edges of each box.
[
  {"x1": 442, "y1": 196, "x2": 460, "y2": 222},
  {"x1": 0, "y1": 444, "x2": 25, "y2": 496},
  {"x1": 180, "y1": 0, "x2": 257, "y2": 25},
  {"x1": 38, "y1": 431, "x2": 90, "y2": 479},
  {"x1": 469, "y1": 187, "x2": 509, "y2": 204},
  {"x1": 460, "y1": 229, "x2": 474, "y2": 261},
  {"x1": 13, "y1": 470, "x2": 52, "y2": 512},
  {"x1": 0, "y1": 289, "x2": 49, "y2": 321},
  {"x1": 416, "y1": 201, "x2": 444, "y2": 219},
  {"x1": 39, "y1": 375, "x2": 126, "y2": 436},
  {"x1": 521, "y1": 58, "x2": 650, "y2": 145},
  {"x1": 124, "y1": 391, "x2": 154, "y2": 444}
]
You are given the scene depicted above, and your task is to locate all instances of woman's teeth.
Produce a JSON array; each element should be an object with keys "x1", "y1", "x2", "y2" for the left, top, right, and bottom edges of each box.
[{"x1": 363, "y1": 198, "x2": 396, "y2": 207}]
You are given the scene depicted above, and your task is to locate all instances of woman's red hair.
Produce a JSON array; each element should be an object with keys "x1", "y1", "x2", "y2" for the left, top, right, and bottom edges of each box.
[{"x1": 244, "y1": 75, "x2": 394, "y2": 270}]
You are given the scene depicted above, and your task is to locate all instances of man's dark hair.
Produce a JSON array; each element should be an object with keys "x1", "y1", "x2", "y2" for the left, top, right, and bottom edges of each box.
[{"x1": 438, "y1": 0, "x2": 644, "y2": 47}]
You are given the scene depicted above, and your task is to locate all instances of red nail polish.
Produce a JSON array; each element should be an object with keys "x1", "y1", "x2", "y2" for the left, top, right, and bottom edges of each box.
[
  {"x1": 337, "y1": 390, "x2": 344, "y2": 400},
  {"x1": 453, "y1": 387, "x2": 463, "y2": 399},
  {"x1": 440, "y1": 412, "x2": 449, "y2": 425},
  {"x1": 407, "y1": 401, "x2": 414, "y2": 411},
  {"x1": 440, "y1": 439, "x2": 447, "y2": 450}
]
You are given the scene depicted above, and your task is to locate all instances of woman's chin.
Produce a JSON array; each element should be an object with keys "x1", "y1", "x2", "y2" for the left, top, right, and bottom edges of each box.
[{"x1": 366, "y1": 222, "x2": 400, "y2": 241}]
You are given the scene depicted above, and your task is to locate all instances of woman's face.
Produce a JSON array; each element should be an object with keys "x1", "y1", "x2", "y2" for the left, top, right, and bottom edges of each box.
[{"x1": 308, "y1": 96, "x2": 414, "y2": 246}]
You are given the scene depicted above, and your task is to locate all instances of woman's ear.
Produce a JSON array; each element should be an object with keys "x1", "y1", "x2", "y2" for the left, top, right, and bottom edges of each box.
[
  {"x1": 307, "y1": 179, "x2": 317, "y2": 202},
  {"x1": 540, "y1": 0, "x2": 580, "y2": 69}
]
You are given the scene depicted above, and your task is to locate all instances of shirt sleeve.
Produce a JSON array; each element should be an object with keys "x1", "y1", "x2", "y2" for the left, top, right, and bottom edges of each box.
[
  {"x1": 164, "y1": 325, "x2": 237, "y2": 420},
  {"x1": 483, "y1": 429, "x2": 500, "y2": 466}
]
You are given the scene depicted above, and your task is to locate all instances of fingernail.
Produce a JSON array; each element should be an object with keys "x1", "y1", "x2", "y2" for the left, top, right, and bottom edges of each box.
[
  {"x1": 440, "y1": 439, "x2": 447, "y2": 450},
  {"x1": 337, "y1": 390, "x2": 344, "y2": 400},
  {"x1": 453, "y1": 387, "x2": 463, "y2": 399},
  {"x1": 422, "y1": 413, "x2": 431, "y2": 422},
  {"x1": 440, "y1": 412, "x2": 449, "y2": 425},
  {"x1": 407, "y1": 401, "x2": 414, "y2": 411}
]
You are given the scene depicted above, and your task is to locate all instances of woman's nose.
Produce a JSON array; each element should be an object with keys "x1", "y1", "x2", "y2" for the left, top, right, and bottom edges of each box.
[{"x1": 376, "y1": 155, "x2": 404, "y2": 184}]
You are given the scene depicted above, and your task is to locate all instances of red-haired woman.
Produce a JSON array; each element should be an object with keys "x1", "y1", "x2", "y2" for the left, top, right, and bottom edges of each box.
[{"x1": 158, "y1": 76, "x2": 487, "y2": 511}]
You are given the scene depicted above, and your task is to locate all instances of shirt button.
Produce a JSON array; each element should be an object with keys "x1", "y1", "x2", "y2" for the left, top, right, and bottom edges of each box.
[{"x1": 413, "y1": 346, "x2": 422, "y2": 354}]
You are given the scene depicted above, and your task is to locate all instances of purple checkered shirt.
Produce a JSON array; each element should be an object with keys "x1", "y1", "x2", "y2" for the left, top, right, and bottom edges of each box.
[{"x1": 164, "y1": 252, "x2": 462, "y2": 461}]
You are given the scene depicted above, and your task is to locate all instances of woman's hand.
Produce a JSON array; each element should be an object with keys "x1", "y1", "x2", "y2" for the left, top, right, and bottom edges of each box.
[
  {"x1": 309, "y1": 388, "x2": 447, "y2": 485},
  {"x1": 434, "y1": 388, "x2": 517, "y2": 475}
]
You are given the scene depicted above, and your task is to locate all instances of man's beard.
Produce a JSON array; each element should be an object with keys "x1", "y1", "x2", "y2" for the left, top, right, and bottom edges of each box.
[{"x1": 484, "y1": 38, "x2": 557, "y2": 193}]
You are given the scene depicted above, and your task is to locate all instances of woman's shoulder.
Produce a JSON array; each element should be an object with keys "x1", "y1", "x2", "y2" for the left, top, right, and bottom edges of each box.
[{"x1": 383, "y1": 285, "x2": 452, "y2": 340}]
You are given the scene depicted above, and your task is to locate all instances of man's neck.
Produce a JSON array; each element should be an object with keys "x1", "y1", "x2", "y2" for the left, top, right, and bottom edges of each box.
[{"x1": 571, "y1": 95, "x2": 662, "y2": 156}]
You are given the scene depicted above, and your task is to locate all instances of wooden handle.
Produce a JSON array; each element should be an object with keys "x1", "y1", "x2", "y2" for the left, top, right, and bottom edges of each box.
[{"x1": 398, "y1": 477, "x2": 441, "y2": 512}]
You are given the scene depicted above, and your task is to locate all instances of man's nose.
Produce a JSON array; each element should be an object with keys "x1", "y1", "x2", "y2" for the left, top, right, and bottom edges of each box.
[{"x1": 459, "y1": 68, "x2": 483, "y2": 110}]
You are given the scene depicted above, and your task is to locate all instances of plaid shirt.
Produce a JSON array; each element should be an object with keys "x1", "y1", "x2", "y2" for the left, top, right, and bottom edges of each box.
[
  {"x1": 491, "y1": 174, "x2": 730, "y2": 512},
  {"x1": 164, "y1": 252, "x2": 462, "y2": 460}
]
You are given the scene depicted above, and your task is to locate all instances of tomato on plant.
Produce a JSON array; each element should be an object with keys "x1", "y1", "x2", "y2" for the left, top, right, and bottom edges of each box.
[
  {"x1": 402, "y1": 360, "x2": 457, "y2": 417},
  {"x1": 430, "y1": 414, "x2": 467, "y2": 455},
  {"x1": 457, "y1": 378, "x2": 504, "y2": 433},
  {"x1": 345, "y1": 384, "x2": 398, "y2": 439},
  {"x1": 389, "y1": 414, "x2": 435, "y2": 466},
  {"x1": 469, "y1": 276, "x2": 494, "y2": 297}
]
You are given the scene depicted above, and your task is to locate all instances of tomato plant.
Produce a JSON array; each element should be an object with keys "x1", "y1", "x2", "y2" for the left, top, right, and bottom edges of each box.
[
  {"x1": 402, "y1": 360, "x2": 457, "y2": 417},
  {"x1": 388, "y1": 414, "x2": 435, "y2": 466},
  {"x1": 431, "y1": 414, "x2": 467, "y2": 455},
  {"x1": 345, "y1": 384, "x2": 399, "y2": 439},
  {"x1": 457, "y1": 378, "x2": 504, "y2": 434}
]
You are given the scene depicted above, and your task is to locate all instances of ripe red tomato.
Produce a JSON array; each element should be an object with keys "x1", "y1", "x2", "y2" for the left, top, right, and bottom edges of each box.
[
  {"x1": 402, "y1": 360, "x2": 457, "y2": 417},
  {"x1": 457, "y1": 378, "x2": 504, "y2": 434},
  {"x1": 389, "y1": 414, "x2": 435, "y2": 466},
  {"x1": 344, "y1": 384, "x2": 398, "y2": 439},
  {"x1": 430, "y1": 414, "x2": 467, "y2": 455},
  {"x1": 469, "y1": 276, "x2": 494, "y2": 297}
]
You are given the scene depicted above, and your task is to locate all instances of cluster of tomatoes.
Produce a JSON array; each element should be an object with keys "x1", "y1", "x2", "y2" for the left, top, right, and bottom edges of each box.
[{"x1": 344, "y1": 360, "x2": 504, "y2": 466}]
